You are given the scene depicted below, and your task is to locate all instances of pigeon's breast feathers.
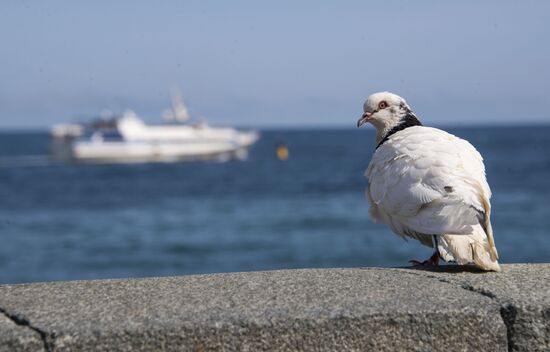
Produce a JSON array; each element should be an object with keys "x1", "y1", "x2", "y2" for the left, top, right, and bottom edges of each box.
[{"x1": 366, "y1": 126, "x2": 491, "y2": 235}]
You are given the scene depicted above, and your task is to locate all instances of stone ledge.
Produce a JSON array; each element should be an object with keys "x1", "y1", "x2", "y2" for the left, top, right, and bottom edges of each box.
[
  {"x1": 0, "y1": 312, "x2": 43, "y2": 351},
  {"x1": 0, "y1": 264, "x2": 548, "y2": 351}
]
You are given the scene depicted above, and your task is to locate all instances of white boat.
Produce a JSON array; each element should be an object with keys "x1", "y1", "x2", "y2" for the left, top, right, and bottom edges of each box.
[{"x1": 51, "y1": 93, "x2": 259, "y2": 164}]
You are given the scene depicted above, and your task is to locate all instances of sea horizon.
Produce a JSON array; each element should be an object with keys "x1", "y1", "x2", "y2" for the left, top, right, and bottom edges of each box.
[{"x1": 0, "y1": 120, "x2": 549, "y2": 134}]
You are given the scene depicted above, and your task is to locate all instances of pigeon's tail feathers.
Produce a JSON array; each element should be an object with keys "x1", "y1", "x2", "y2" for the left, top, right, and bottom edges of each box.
[
  {"x1": 480, "y1": 194, "x2": 499, "y2": 261},
  {"x1": 471, "y1": 240, "x2": 501, "y2": 272},
  {"x1": 437, "y1": 224, "x2": 501, "y2": 272}
]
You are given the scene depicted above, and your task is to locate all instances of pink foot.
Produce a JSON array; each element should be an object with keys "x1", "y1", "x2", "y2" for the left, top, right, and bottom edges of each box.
[{"x1": 409, "y1": 251, "x2": 439, "y2": 267}]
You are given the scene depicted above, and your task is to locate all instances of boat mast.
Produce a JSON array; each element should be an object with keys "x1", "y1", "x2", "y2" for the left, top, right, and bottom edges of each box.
[{"x1": 170, "y1": 87, "x2": 190, "y2": 123}]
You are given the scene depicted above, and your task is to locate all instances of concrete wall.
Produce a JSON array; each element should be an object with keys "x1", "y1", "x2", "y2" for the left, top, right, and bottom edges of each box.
[{"x1": 1, "y1": 264, "x2": 549, "y2": 351}]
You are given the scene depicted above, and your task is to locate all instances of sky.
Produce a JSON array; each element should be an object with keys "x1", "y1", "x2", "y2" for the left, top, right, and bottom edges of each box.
[{"x1": 0, "y1": 1, "x2": 549, "y2": 129}]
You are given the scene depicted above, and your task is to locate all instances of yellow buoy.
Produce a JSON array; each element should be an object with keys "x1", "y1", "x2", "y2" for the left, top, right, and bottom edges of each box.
[{"x1": 276, "y1": 144, "x2": 289, "y2": 161}]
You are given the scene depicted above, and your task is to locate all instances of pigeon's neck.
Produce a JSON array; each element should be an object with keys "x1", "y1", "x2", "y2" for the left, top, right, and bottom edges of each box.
[{"x1": 375, "y1": 111, "x2": 423, "y2": 149}]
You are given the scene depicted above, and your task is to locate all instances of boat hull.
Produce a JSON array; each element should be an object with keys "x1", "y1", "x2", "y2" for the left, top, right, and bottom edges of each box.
[{"x1": 53, "y1": 132, "x2": 259, "y2": 164}]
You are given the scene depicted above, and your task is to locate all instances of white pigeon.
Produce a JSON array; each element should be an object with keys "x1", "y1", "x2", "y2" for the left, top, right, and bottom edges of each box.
[{"x1": 357, "y1": 92, "x2": 500, "y2": 271}]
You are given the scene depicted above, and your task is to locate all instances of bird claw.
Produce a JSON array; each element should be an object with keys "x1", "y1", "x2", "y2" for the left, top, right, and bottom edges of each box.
[
  {"x1": 409, "y1": 251, "x2": 440, "y2": 267},
  {"x1": 409, "y1": 259, "x2": 437, "y2": 267}
]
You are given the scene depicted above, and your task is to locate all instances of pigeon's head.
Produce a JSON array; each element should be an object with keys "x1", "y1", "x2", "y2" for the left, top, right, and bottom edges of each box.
[{"x1": 357, "y1": 91, "x2": 414, "y2": 133}]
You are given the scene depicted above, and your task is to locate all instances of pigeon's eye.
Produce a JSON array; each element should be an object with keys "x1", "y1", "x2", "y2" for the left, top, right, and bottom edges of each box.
[{"x1": 378, "y1": 101, "x2": 388, "y2": 109}]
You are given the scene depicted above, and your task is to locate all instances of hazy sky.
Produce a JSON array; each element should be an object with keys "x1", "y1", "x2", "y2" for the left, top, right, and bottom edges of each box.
[{"x1": 1, "y1": 1, "x2": 549, "y2": 128}]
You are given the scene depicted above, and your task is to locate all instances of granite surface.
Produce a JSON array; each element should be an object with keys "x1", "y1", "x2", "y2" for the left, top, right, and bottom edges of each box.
[{"x1": 1, "y1": 264, "x2": 547, "y2": 351}]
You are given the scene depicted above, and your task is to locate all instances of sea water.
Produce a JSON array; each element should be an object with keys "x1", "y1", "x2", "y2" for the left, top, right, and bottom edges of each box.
[{"x1": 1, "y1": 126, "x2": 549, "y2": 284}]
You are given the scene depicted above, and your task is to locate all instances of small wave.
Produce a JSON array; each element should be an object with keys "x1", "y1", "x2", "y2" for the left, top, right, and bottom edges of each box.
[{"x1": 0, "y1": 155, "x2": 54, "y2": 168}]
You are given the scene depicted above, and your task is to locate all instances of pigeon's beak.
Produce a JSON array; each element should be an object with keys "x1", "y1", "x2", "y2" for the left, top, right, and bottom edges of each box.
[{"x1": 357, "y1": 112, "x2": 372, "y2": 128}]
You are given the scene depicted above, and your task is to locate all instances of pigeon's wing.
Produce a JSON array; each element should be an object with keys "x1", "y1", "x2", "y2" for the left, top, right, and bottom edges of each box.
[
  {"x1": 453, "y1": 134, "x2": 497, "y2": 258},
  {"x1": 366, "y1": 126, "x2": 491, "y2": 236}
]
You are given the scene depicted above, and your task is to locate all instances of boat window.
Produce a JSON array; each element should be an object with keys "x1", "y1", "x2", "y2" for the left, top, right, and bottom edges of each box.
[{"x1": 101, "y1": 130, "x2": 124, "y2": 141}]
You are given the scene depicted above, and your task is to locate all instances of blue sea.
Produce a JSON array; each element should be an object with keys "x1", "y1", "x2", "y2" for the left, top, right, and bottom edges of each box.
[{"x1": 1, "y1": 126, "x2": 550, "y2": 284}]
